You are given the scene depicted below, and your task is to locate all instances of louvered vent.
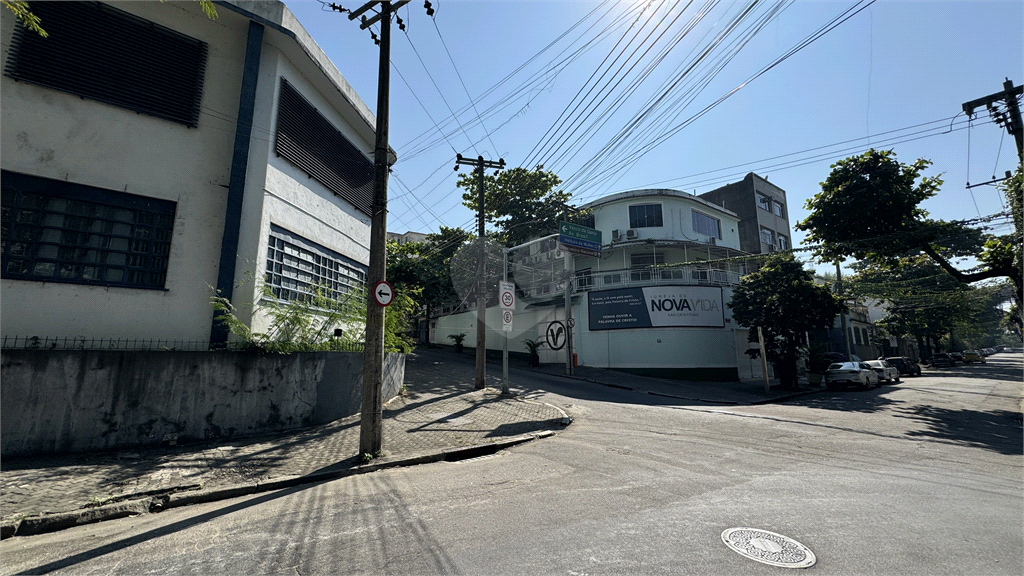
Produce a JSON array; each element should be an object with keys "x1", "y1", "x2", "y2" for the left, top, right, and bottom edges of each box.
[
  {"x1": 275, "y1": 78, "x2": 374, "y2": 215},
  {"x1": 3, "y1": 1, "x2": 207, "y2": 128}
]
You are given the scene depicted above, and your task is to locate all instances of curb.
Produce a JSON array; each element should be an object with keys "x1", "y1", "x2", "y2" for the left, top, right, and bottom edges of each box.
[
  {"x1": 0, "y1": 430, "x2": 561, "y2": 540},
  {"x1": 544, "y1": 369, "x2": 822, "y2": 406}
]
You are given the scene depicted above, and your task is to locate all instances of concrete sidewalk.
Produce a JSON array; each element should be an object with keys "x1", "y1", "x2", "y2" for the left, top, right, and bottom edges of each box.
[{"x1": 0, "y1": 349, "x2": 569, "y2": 538}]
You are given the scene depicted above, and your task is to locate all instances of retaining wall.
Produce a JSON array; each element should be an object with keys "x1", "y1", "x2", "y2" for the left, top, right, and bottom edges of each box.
[{"x1": 0, "y1": 350, "x2": 405, "y2": 457}]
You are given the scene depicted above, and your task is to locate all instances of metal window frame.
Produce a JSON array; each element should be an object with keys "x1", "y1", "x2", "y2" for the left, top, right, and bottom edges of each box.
[
  {"x1": 3, "y1": 1, "x2": 208, "y2": 128},
  {"x1": 1, "y1": 171, "x2": 175, "y2": 290},
  {"x1": 265, "y1": 224, "x2": 367, "y2": 303},
  {"x1": 691, "y1": 209, "x2": 722, "y2": 239},
  {"x1": 274, "y1": 78, "x2": 374, "y2": 215},
  {"x1": 628, "y1": 203, "x2": 664, "y2": 229}
]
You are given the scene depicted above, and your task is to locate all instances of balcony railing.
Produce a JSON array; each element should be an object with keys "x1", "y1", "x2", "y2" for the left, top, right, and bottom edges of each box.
[{"x1": 571, "y1": 265, "x2": 741, "y2": 293}]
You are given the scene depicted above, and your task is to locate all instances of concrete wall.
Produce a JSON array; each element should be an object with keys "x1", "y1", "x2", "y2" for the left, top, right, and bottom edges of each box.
[{"x1": 1, "y1": 350, "x2": 404, "y2": 457}]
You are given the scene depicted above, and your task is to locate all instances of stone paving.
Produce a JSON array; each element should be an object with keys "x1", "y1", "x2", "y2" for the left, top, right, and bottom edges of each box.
[{"x1": 0, "y1": 348, "x2": 567, "y2": 525}]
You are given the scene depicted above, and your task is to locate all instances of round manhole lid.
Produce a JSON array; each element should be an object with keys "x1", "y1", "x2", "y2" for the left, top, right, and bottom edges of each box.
[{"x1": 722, "y1": 528, "x2": 816, "y2": 568}]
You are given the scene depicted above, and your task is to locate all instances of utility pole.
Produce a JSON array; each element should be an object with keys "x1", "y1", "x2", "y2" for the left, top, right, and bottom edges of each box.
[
  {"x1": 836, "y1": 261, "x2": 852, "y2": 361},
  {"x1": 962, "y1": 79, "x2": 1023, "y2": 163},
  {"x1": 333, "y1": 0, "x2": 421, "y2": 457},
  {"x1": 455, "y1": 154, "x2": 505, "y2": 389}
]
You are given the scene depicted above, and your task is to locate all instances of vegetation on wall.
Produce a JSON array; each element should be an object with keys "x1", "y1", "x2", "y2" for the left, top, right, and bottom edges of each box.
[{"x1": 211, "y1": 278, "x2": 416, "y2": 354}]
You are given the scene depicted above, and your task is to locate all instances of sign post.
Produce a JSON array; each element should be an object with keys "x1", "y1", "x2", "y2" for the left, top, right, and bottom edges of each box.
[{"x1": 499, "y1": 269, "x2": 514, "y2": 395}]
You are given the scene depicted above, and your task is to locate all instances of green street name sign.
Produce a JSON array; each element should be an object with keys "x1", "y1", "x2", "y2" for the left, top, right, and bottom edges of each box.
[{"x1": 559, "y1": 222, "x2": 602, "y2": 245}]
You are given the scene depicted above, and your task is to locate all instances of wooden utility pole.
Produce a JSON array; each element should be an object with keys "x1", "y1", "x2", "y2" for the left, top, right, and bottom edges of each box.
[
  {"x1": 454, "y1": 154, "x2": 505, "y2": 389},
  {"x1": 962, "y1": 79, "x2": 1023, "y2": 163},
  {"x1": 335, "y1": 0, "x2": 415, "y2": 457}
]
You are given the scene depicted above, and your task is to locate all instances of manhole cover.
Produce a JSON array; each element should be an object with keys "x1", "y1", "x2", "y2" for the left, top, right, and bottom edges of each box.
[{"x1": 721, "y1": 528, "x2": 816, "y2": 568}]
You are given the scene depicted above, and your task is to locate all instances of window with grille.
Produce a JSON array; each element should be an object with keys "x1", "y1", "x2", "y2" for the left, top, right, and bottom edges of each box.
[
  {"x1": 3, "y1": 1, "x2": 207, "y2": 128},
  {"x1": 265, "y1": 225, "x2": 367, "y2": 302},
  {"x1": 691, "y1": 210, "x2": 721, "y2": 239},
  {"x1": 757, "y1": 193, "x2": 772, "y2": 211},
  {"x1": 778, "y1": 235, "x2": 789, "y2": 250},
  {"x1": 760, "y1": 227, "x2": 775, "y2": 246},
  {"x1": 1, "y1": 171, "x2": 175, "y2": 289},
  {"x1": 628, "y1": 204, "x2": 663, "y2": 228},
  {"x1": 275, "y1": 78, "x2": 374, "y2": 215}
]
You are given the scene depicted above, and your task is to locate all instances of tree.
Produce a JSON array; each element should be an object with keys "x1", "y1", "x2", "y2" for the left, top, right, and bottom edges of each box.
[
  {"x1": 385, "y1": 226, "x2": 471, "y2": 345},
  {"x1": 798, "y1": 150, "x2": 1022, "y2": 297},
  {"x1": 458, "y1": 166, "x2": 582, "y2": 247},
  {"x1": 729, "y1": 253, "x2": 844, "y2": 389},
  {"x1": 848, "y1": 256, "x2": 1012, "y2": 355}
]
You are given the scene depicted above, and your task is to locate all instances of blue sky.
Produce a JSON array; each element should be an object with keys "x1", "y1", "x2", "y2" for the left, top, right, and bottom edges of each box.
[{"x1": 284, "y1": 0, "x2": 1022, "y2": 272}]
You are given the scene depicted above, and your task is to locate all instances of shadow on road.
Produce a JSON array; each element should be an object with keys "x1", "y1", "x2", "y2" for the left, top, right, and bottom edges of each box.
[
  {"x1": 781, "y1": 386, "x2": 906, "y2": 413},
  {"x1": 895, "y1": 405, "x2": 1024, "y2": 455}
]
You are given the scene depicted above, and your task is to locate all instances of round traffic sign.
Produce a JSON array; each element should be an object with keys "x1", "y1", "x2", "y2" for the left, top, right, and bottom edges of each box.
[
  {"x1": 502, "y1": 310, "x2": 513, "y2": 324},
  {"x1": 501, "y1": 291, "x2": 514, "y2": 308},
  {"x1": 373, "y1": 281, "x2": 394, "y2": 307},
  {"x1": 546, "y1": 321, "x2": 566, "y2": 351}
]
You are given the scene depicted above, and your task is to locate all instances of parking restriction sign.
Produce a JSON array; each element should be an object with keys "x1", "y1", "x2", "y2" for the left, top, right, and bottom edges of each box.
[{"x1": 502, "y1": 309, "x2": 513, "y2": 331}]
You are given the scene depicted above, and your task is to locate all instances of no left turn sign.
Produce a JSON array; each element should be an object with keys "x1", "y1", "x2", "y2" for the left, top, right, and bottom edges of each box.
[{"x1": 373, "y1": 281, "x2": 394, "y2": 307}]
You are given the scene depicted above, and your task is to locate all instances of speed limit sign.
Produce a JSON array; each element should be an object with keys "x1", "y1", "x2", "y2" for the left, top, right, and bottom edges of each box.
[{"x1": 499, "y1": 281, "x2": 515, "y2": 310}]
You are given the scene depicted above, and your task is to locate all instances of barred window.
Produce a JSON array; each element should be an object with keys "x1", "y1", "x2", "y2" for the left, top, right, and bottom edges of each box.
[
  {"x1": 265, "y1": 225, "x2": 367, "y2": 302},
  {"x1": 757, "y1": 193, "x2": 772, "y2": 211},
  {"x1": 760, "y1": 227, "x2": 775, "y2": 246},
  {"x1": 1, "y1": 171, "x2": 175, "y2": 289},
  {"x1": 628, "y1": 204, "x2": 663, "y2": 228},
  {"x1": 691, "y1": 210, "x2": 721, "y2": 239},
  {"x1": 4, "y1": 1, "x2": 207, "y2": 128}
]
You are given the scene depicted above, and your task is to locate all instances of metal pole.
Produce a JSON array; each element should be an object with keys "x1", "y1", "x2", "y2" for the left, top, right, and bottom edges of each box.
[
  {"x1": 502, "y1": 247, "x2": 509, "y2": 394},
  {"x1": 836, "y1": 261, "x2": 852, "y2": 361},
  {"x1": 757, "y1": 326, "x2": 770, "y2": 394},
  {"x1": 359, "y1": 0, "x2": 392, "y2": 457},
  {"x1": 475, "y1": 161, "x2": 487, "y2": 389},
  {"x1": 564, "y1": 249, "x2": 574, "y2": 376}
]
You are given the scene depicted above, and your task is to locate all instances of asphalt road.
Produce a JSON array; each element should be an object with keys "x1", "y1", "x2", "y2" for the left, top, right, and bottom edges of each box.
[{"x1": 2, "y1": 354, "x2": 1021, "y2": 575}]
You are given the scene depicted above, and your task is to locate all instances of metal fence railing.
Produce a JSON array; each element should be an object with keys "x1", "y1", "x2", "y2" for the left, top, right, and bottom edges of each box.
[{"x1": 0, "y1": 336, "x2": 365, "y2": 352}]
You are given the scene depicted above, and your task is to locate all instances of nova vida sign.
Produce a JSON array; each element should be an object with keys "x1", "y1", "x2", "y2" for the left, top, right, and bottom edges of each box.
[{"x1": 588, "y1": 286, "x2": 725, "y2": 330}]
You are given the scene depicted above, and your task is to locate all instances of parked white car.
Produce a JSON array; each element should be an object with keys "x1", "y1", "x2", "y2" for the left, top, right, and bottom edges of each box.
[
  {"x1": 824, "y1": 362, "x2": 880, "y2": 390},
  {"x1": 865, "y1": 360, "x2": 900, "y2": 384}
]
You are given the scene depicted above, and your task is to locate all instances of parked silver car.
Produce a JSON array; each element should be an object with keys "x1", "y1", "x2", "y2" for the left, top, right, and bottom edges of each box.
[
  {"x1": 824, "y1": 362, "x2": 880, "y2": 390},
  {"x1": 865, "y1": 360, "x2": 900, "y2": 383}
]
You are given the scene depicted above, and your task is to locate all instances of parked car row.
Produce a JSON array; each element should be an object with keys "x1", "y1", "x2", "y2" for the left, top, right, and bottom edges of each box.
[
  {"x1": 925, "y1": 346, "x2": 1002, "y2": 368},
  {"x1": 880, "y1": 356, "x2": 922, "y2": 377}
]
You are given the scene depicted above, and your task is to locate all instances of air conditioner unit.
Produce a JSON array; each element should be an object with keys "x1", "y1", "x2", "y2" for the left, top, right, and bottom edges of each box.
[
  {"x1": 708, "y1": 237, "x2": 716, "y2": 246},
  {"x1": 767, "y1": 245, "x2": 777, "y2": 252},
  {"x1": 612, "y1": 229, "x2": 621, "y2": 242},
  {"x1": 625, "y1": 229, "x2": 638, "y2": 240},
  {"x1": 555, "y1": 250, "x2": 564, "y2": 259}
]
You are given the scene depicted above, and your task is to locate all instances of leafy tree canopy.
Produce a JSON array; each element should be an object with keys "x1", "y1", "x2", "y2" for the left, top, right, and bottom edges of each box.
[
  {"x1": 798, "y1": 150, "x2": 1021, "y2": 295},
  {"x1": 729, "y1": 253, "x2": 844, "y2": 388},
  {"x1": 458, "y1": 166, "x2": 584, "y2": 247}
]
